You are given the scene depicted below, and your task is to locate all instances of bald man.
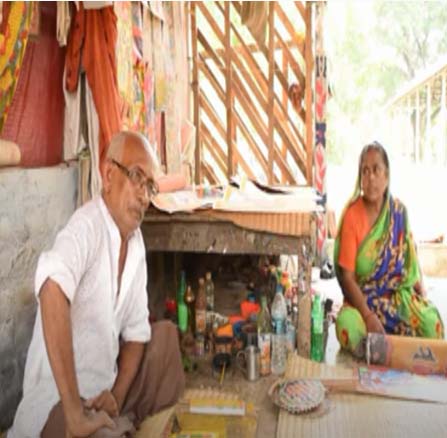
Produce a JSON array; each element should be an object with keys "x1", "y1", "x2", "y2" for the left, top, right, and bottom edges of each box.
[{"x1": 9, "y1": 132, "x2": 185, "y2": 438}]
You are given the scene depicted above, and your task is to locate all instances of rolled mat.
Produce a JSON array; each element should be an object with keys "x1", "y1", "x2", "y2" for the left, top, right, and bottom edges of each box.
[{"x1": 367, "y1": 333, "x2": 447, "y2": 375}]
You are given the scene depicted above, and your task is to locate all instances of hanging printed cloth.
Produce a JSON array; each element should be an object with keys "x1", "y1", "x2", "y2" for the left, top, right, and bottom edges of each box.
[{"x1": 0, "y1": 1, "x2": 32, "y2": 133}]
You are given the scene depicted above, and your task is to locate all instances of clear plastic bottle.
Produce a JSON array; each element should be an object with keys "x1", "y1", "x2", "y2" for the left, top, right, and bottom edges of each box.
[
  {"x1": 205, "y1": 271, "x2": 214, "y2": 311},
  {"x1": 311, "y1": 291, "x2": 324, "y2": 362},
  {"x1": 271, "y1": 285, "x2": 288, "y2": 375},
  {"x1": 195, "y1": 278, "x2": 207, "y2": 335},
  {"x1": 271, "y1": 284, "x2": 287, "y2": 334},
  {"x1": 257, "y1": 295, "x2": 271, "y2": 376},
  {"x1": 271, "y1": 333, "x2": 287, "y2": 375}
]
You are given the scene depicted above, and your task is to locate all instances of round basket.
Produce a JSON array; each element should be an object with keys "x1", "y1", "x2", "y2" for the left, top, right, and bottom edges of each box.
[{"x1": 268, "y1": 379, "x2": 326, "y2": 414}]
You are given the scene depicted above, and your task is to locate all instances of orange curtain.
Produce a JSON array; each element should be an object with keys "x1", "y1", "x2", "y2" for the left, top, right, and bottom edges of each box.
[{"x1": 65, "y1": 3, "x2": 121, "y2": 166}]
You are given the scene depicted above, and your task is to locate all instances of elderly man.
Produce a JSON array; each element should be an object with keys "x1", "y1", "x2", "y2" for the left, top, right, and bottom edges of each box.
[{"x1": 9, "y1": 132, "x2": 184, "y2": 437}]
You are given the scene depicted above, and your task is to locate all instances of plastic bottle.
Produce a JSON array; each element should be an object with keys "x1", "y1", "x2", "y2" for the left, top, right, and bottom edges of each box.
[
  {"x1": 184, "y1": 285, "x2": 195, "y2": 334},
  {"x1": 257, "y1": 295, "x2": 271, "y2": 376},
  {"x1": 195, "y1": 278, "x2": 207, "y2": 334},
  {"x1": 271, "y1": 333, "x2": 287, "y2": 375},
  {"x1": 271, "y1": 284, "x2": 287, "y2": 334},
  {"x1": 205, "y1": 271, "x2": 215, "y2": 311},
  {"x1": 271, "y1": 284, "x2": 288, "y2": 375},
  {"x1": 177, "y1": 271, "x2": 188, "y2": 333},
  {"x1": 311, "y1": 291, "x2": 324, "y2": 362}
]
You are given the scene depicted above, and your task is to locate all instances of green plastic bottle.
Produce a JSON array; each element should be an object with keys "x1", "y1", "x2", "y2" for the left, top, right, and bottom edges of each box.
[
  {"x1": 177, "y1": 271, "x2": 188, "y2": 333},
  {"x1": 310, "y1": 292, "x2": 324, "y2": 362}
]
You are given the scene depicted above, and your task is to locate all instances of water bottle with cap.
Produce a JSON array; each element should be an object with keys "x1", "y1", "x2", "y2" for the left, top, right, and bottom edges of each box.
[{"x1": 271, "y1": 283, "x2": 287, "y2": 334}]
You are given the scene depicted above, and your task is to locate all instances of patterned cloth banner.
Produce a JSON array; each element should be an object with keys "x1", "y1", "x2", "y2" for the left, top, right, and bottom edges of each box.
[{"x1": 0, "y1": 1, "x2": 32, "y2": 133}]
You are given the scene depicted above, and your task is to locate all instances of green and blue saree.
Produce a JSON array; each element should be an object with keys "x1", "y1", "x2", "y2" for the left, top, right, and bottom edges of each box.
[{"x1": 334, "y1": 193, "x2": 444, "y2": 353}]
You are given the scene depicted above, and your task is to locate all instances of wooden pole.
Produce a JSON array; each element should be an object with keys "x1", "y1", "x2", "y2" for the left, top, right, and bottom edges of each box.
[
  {"x1": 426, "y1": 82, "x2": 431, "y2": 162},
  {"x1": 191, "y1": 2, "x2": 201, "y2": 184},
  {"x1": 225, "y1": 2, "x2": 234, "y2": 179},
  {"x1": 442, "y1": 72, "x2": 447, "y2": 165},
  {"x1": 415, "y1": 90, "x2": 420, "y2": 162},
  {"x1": 304, "y1": 2, "x2": 313, "y2": 185},
  {"x1": 282, "y1": 48, "x2": 289, "y2": 184},
  {"x1": 267, "y1": 2, "x2": 275, "y2": 185}
]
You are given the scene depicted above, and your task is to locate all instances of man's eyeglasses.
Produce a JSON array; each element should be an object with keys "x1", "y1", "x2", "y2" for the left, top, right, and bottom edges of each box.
[{"x1": 111, "y1": 159, "x2": 158, "y2": 197}]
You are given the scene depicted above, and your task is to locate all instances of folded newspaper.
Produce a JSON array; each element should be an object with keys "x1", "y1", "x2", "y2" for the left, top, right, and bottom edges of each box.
[{"x1": 151, "y1": 179, "x2": 321, "y2": 214}]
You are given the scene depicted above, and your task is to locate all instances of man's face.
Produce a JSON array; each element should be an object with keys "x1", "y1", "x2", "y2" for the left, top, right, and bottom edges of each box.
[{"x1": 105, "y1": 138, "x2": 155, "y2": 238}]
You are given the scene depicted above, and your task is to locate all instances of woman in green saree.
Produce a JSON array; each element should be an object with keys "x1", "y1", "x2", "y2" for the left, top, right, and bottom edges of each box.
[{"x1": 334, "y1": 141, "x2": 444, "y2": 353}]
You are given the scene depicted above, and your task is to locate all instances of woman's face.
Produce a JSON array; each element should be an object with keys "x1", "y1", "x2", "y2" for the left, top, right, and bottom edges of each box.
[{"x1": 360, "y1": 149, "x2": 389, "y2": 204}]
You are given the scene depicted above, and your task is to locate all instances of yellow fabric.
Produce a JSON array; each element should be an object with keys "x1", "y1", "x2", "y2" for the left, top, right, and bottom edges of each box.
[{"x1": 0, "y1": 1, "x2": 32, "y2": 131}]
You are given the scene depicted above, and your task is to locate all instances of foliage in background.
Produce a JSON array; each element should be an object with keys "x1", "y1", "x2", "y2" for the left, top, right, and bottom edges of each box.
[{"x1": 325, "y1": 1, "x2": 447, "y2": 164}]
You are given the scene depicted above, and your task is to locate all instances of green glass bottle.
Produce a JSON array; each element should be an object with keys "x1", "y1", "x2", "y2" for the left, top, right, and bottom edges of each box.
[{"x1": 177, "y1": 271, "x2": 188, "y2": 333}]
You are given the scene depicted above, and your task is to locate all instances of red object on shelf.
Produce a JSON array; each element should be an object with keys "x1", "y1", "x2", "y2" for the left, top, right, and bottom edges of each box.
[{"x1": 240, "y1": 301, "x2": 260, "y2": 320}]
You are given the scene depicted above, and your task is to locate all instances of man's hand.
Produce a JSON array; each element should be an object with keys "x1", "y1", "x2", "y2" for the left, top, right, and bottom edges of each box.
[
  {"x1": 84, "y1": 390, "x2": 119, "y2": 418},
  {"x1": 365, "y1": 313, "x2": 386, "y2": 334},
  {"x1": 65, "y1": 404, "x2": 115, "y2": 438}
]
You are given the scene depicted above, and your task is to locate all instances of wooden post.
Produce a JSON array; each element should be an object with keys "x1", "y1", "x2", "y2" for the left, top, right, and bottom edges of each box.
[
  {"x1": 426, "y1": 82, "x2": 431, "y2": 162},
  {"x1": 415, "y1": 90, "x2": 420, "y2": 163},
  {"x1": 406, "y1": 97, "x2": 411, "y2": 158},
  {"x1": 224, "y1": 2, "x2": 234, "y2": 179},
  {"x1": 267, "y1": 2, "x2": 275, "y2": 185},
  {"x1": 191, "y1": 2, "x2": 201, "y2": 184},
  {"x1": 304, "y1": 2, "x2": 313, "y2": 186},
  {"x1": 442, "y1": 72, "x2": 447, "y2": 165},
  {"x1": 282, "y1": 48, "x2": 289, "y2": 184}
]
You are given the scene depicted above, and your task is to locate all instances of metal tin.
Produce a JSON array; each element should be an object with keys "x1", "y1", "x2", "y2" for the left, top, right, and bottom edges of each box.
[
  {"x1": 236, "y1": 345, "x2": 260, "y2": 381},
  {"x1": 195, "y1": 334, "x2": 205, "y2": 357}
]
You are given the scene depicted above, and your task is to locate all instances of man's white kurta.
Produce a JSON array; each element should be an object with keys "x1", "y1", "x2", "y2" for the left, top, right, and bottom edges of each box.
[{"x1": 9, "y1": 196, "x2": 151, "y2": 438}]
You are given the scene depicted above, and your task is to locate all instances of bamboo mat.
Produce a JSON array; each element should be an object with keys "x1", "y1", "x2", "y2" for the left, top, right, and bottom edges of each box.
[{"x1": 277, "y1": 354, "x2": 447, "y2": 438}]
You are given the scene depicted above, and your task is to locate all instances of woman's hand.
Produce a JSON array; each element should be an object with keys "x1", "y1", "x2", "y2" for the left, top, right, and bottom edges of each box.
[
  {"x1": 414, "y1": 280, "x2": 427, "y2": 298},
  {"x1": 364, "y1": 312, "x2": 385, "y2": 334}
]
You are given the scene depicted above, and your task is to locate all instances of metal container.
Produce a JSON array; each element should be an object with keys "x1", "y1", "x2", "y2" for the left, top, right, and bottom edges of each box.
[
  {"x1": 236, "y1": 345, "x2": 260, "y2": 381},
  {"x1": 195, "y1": 334, "x2": 205, "y2": 357}
]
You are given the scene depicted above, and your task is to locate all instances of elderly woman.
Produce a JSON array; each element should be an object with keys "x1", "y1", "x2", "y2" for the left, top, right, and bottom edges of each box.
[{"x1": 334, "y1": 141, "x2": 444, "y2": 353}]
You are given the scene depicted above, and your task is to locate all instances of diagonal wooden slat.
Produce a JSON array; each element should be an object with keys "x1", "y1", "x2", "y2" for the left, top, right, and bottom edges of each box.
[
  {"x1": 200, "y1": 58, "x2": 267, "y2": 180},
  {"x1": 220, "y1": 3, "x2": 307, "y2": 141},
  {"x1": 233, "y1": 117, "x2": 269, "y2": 178},
  {"x1": 191, "y1": 0, "x2": 313, "y2": 186},
  {"x1": 196, "y1": 1, "x2": 225, "y2": 43},
  {"x1": 231, "y1": 1, "x2": 289, "y2": 94},
  {"x1": 201, "y1": 99, "x2": 256, "y2": 180},
  {"x1": 201, "y1": 122, "x2": 227, "y2": 175},
  {"x1": 275, "y1": 29, "x2": 305, "y2": 88},
  {"x1": 201, "y1": 161, "x2": 218, "y2": 184},
  {"x1": 275, "y1": 2, "x2": 306, "y2": 60},
  {"x1": 305, "y1": 2, "x2": 313, "y2": 184},
  {"x1": 295, "y1": 1, "x2": 306, "y2": 22},
  {"x1": 197, "y1": 31, "x2": 271, "y2": 156},
  {"x1": 199, "y1": 3, "x2": 306, "y2": 160}
]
